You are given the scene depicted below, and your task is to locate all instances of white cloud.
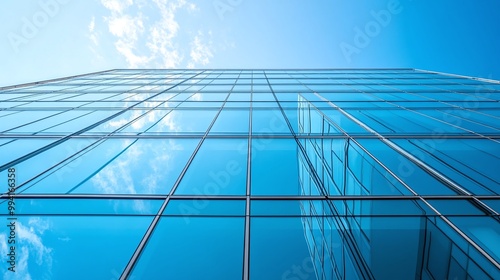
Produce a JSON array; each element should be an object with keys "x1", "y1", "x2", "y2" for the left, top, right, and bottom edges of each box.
[
  {"x1": 115, "y1": 40, "x2": 150, "y2": 68},
  {"x1": 1, "y1": 218, "x2": 53, "y2": 280},
  {"x1": 188, "y1": 31, "x2": 214, "y2": 68},
  {"x1": 190, "y1": 92, "x2": 202, "y2": 101},
  {"x1": 88, "y1": 16, "x2": 99, "y2": 47},
  {"x1": 100, "y1": 0, "x2": 212, "y2": 68},
  {"x1": 188, "y1": 3, "x2": 197, "y2": 11},
  {"x1": 90, "y1": 139, "x2": 182, "y2": 211},
  {"x1": 87, "y1": 16, "x2": 104, "y2": 65},
  {"x1": 88, "y1": 16, "x2": 95, "y2": 33},
  {"x1": 101, "y1": 0, "x2": 134, "y2": 14},
  {"x1": 18, "y1": 222, "x2": 52, "y2": 266}
]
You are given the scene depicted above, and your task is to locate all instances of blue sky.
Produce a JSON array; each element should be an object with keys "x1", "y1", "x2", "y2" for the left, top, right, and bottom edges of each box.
[{"x1": 1, "y1": 0, "x2": 499, "y2": 86}]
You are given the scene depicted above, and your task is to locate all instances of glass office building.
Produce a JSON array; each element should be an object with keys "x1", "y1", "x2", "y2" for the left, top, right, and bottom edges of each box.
[{"x1": 0, "y1": 69, "x2": 499, "y2": 279}]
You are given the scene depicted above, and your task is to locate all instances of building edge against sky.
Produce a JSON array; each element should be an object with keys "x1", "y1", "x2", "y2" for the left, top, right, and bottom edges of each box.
[{"x1": 0, "y1": 68, "x2": 499, "y2": 279}]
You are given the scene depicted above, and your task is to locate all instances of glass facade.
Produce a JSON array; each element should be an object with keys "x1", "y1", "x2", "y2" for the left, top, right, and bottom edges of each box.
[{"x1": 0, "y1": 69, "x2": 499, "y2": 279}]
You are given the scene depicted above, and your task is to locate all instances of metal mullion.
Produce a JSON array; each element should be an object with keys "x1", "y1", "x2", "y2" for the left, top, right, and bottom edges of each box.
[
  {"x1": 3, "y1": 193, "x2": 500, "y2": 201},
  {"x1": 243, "y1": 70, "x2": 251, "y2": 280}
]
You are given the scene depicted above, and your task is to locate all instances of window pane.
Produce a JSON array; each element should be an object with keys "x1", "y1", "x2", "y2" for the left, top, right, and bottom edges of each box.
[
  {"x1": 175, "y1": 139, "x2": 247, "y2": 195},
  {"x1": 0, "y1": 216, "x2": 152, "y2": 280},
  {"x1": 130, "y1": 217, "x2": 244, "y2": 280},
  {"x1": 251, "y1": 139, "x2": 301, "y2": 195}
]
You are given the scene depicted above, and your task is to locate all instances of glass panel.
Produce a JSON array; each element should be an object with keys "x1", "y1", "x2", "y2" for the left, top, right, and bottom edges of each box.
[
  {"x1": 252, "y1": 109, "x2": 290, "y2": 134},
  {"x1": 447, "y1": 216, "x2": 500, "y2": 264},
  {"x1": 0, "y1": 216, "x2": 152, "y2": 280},
  {"x1": 209, "y1": 108, "x2": 249, "y2": 134},
  {"x1": 356, "y1": 139, "x2": 459, "y2": 195},
  {"x1": 394, "y1": 139, "x2": 500, "y2": 195},
  {"x1": 251, "y1": 139, "x2": 302, "y2": 195},
  {"x1": 250, "y1": 218, "x2": 316, "y2": 280},
  {"x1": 164, "y1": 199, "x2": 245, "y2": 217},
  {"x1": 146, "y1": 109, "x2": 218, "y2": 133},
  {"x1": 15, "y1": 198, "x2": 162, "y2": 215},
  {"x1": 0, "y1": 111, "x2": 63, "y2": 132},
  {"x1": 0, "y1": 138, "x2": 57, "y2": 169},
  {"x1": 130, "y1": 217, "x2": 244, "y2": 280},
  {"x1": 22, "y1": 138, "x2": 200, "y2": 194},
  {"x1": 175, "y1": 139, "x2": 247, "y2": 195},
  {"x1": 428, "y1": 199, "x2": 486, "y2": 216}
]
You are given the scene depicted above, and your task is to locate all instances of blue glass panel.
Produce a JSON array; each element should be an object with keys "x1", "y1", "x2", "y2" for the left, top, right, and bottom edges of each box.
[
  {"x1": 224, "y1": 101, "x2": 251, "y2": 108},
  {"x1": 0, "y1": 138, "x2": 57, "y2": 169},
  {"x1": 448, "y1": 216, "x2": 500, "y2": 264},
  {"x1": 14, "y1": 198, "x2": 162, "y2": 215},
  {"x1": 164, "y1": 199, "x2": 245, "y2": 216},
  {"x1": 356, "y1": 139, "x2": 458, "y2": 195},
  {"x1": 252, "y1": 92, "x2": 275, "y2": 101},
  {"x1": 209, "y1": 108, "x2": 249, "y2": 134},
  {"x1": 481, "y1": 199, "x2": 500, "y2": 213},
  {"x1": 227, "y1": 92, "x2": 250, "y2": 101},
  {"x1": 187, "y1": 92, "x2": 228, "y2": 101},
  {"x1": 22, "y1": 138, "x2": 199, "y2": 194},
  {"x1": 345, "y1": 140, "x2": 415, "y2": 195},
  {"x1": 119, "y1": 109, "x2": 172, "y2": 133},
  {"x1": 251, "y1": 200, "x2": 304, "y2": 216},
  {"x1": 80, "y1": 101, "x2": 136, "y2": 108},
  {"x1": 252, "y1": 109, "x2": 290, "y2": 134},
  {"x1": 130, "y1": 217, "x2": 244, "y2": 280},
  {"x1": 176, "y1": 139, "x2": 247, "y2": 195},
  {"x1": 250, "y1": 218, "x2": 316, "y2": 280},
  {"x1": 136, "y1": 109, "x2": 218, "y2": 134},
  {"x1": 428, "y1": 199, "x2": 486, "y2": 215},
  {"x1": 0, "y1": 216, "x2": 152, "y2": 280},
  {"x1": 40, "y1": 111, "x2": 118, "y2": 134},
  {"x1": 7, "y1": 111, "x2": 115, "y2": 134},
  {"x1": 251, "y1": 139, "x2": 302, "y2": 195},
  {"x1": 394, "y1": 139, "x2": 500, "y2": 195},
  {"x1": 0, "y1": 111, "x2": 63, "y2": 132}
]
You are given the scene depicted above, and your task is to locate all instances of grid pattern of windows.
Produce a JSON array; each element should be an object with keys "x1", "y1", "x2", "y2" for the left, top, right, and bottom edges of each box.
[{"x1": 0, "y1": 69, "x2": 499, "y2": 279}]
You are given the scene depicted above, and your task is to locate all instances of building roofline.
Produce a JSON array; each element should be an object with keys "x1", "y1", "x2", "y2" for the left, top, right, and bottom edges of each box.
[
  {"x1": 2, "y1": 68, "x2": 499, "y2": 91},
  {"x1": 109, "y1": 68, "x2": 416, "y2": 71},
  {"x1": 0, "y1": 69, "x2": 114, "y2": 91},
  {"x1": 1, "y1": 68, "x2": 418, "y2": 91},
  {"x1": 414, "y1": 68, "x2": 500, "y2": 84}
]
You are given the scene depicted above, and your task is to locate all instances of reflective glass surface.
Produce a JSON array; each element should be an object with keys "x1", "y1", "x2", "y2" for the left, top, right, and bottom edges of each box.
[{"x1": 1, "y1": 69, "x2": 499, "y2": 279}]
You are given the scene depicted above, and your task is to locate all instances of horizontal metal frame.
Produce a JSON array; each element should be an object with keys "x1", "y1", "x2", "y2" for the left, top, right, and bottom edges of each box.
[
  {"x1": 0, "y1": 213, "x2": 494, "y2": 218},
  {"x1": 8, "y1": 81, "x2": 499, "y2": 87},
  {"x1": 2, "y1": 193, "x2": 500, "y2": 200},
  {"x1": 2, "y1": 133, "x2": 500, "y2": 139}
]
